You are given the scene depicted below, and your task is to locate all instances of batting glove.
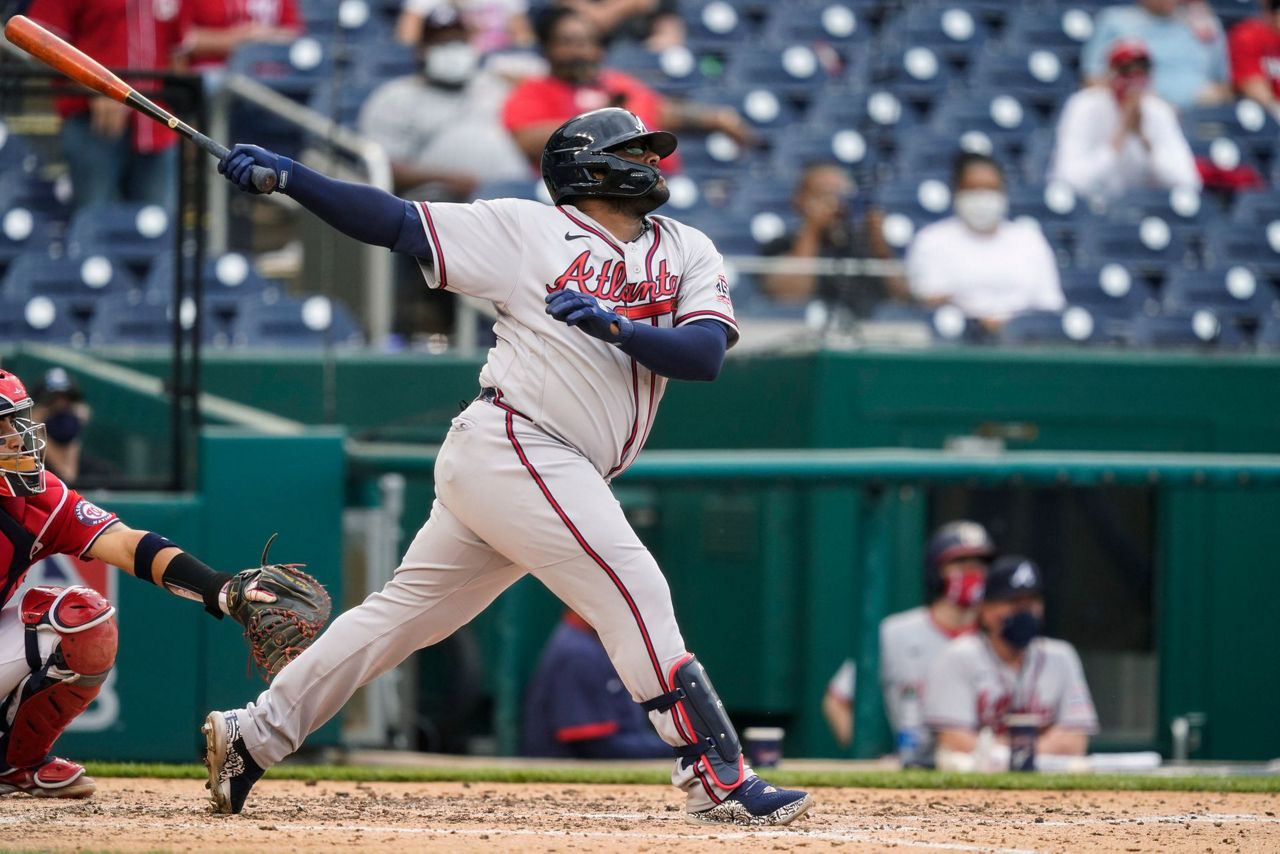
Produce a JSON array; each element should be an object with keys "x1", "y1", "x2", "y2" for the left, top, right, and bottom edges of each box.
[
  {"x1": 545, "y1": 289, "x2": 635, "y2": 345},
  {"x1": 218, "y1": 143, "x2": 292, "y2": 195}
]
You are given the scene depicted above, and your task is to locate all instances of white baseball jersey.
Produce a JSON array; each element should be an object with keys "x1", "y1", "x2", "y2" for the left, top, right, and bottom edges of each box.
[
  {"x1": 412, "y1": 199, "x2": 738, "y2": 477},
  {"x1": 880, "y1": 607, "x2": 969, "y2": 732},
  {"x1": 922, "y1": 634, "x2": 1099, "y2": 734}
]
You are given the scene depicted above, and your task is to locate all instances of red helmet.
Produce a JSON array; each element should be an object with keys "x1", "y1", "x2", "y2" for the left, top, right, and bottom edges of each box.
[{"x1": 0, "y1": 370, "x2": 47, "y2": 497}]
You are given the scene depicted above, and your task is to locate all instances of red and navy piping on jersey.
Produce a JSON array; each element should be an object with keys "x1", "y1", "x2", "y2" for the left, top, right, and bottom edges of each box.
[
  {"x1": 558, "y1": 207, "x2": 624, "y2": 257},
  {"x1": 417, "y1": 202, "x2": 449, "y2": 289}
]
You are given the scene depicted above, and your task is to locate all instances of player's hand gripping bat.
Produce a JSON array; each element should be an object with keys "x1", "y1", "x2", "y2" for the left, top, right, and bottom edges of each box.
[{"x1": 3, "y1": 15, "x2": 276, "y2": 193}]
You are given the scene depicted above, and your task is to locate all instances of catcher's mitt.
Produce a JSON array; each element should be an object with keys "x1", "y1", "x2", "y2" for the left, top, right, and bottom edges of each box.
[{"x1": 226, "y1": 534, "x2": 332, "y2": 679}]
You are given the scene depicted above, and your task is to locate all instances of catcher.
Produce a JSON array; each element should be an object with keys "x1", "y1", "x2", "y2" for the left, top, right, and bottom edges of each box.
[{"x1": 0, "y1": 369, "x2": 329, "y2": 799}]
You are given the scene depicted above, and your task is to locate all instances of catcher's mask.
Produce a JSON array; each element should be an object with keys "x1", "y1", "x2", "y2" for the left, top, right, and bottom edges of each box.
[
  {"x1": 0, "y1": 369, "x2": 47, "y2": 498},
  {"x1": 541, "y1": 107, "x2": 678, "y2": 204}
]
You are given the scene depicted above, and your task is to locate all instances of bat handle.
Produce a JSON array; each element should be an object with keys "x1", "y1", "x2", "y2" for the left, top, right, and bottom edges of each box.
[{"x1": 194, "y1": 133, "x2": 278, "y2": 194}]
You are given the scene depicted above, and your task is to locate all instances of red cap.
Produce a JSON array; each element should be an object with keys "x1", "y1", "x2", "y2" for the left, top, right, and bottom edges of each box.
[{"x1": 1108, "y1": 39, "x2": 1151, "y2": 69}]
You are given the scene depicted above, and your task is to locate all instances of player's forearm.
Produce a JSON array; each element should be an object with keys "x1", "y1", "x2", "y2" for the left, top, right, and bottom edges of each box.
[
  {"x1": 1036, "y1": 726, "x2": 1088, "y2": 756},
  {"x1": 89, "y1": 524, "x2": 232, "y2": 618},
  {"x1": 282, "y1": 161, "x2": 425, "y2": 253},
  {"x1": 617, "y1": 319, "x2": 727, "y2": 381}
]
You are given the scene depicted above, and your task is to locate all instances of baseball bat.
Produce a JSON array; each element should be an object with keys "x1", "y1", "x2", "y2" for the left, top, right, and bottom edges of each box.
[{"x1": 2, "y1": 15, "x2": 276, "y2": 193}]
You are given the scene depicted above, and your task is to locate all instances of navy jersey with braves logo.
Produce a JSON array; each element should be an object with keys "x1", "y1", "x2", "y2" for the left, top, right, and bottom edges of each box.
[
  {"x1": 0, "y1": 471, "x2": 118, "y2": 607},
  {"x1": 412, "y1": 199, "x2": 738, "y2": 479}
]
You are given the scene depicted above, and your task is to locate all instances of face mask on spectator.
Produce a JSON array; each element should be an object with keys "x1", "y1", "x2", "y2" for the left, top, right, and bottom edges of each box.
[
  {"x1": 943, "y1": 568, "x2": 987, "y2": 608},
  {"x1": 425, "y1": 41, "x2": 479, "y2": 87},
  {"x1": 953, "y1": 189, "x2": 1007, "y2": 233},
  {"x1": 1109, "y1": 69, "x2": 1149, "y2": 103},
  {"x1": 44, "y1": 411, "x2": 83, "y2": 445}
]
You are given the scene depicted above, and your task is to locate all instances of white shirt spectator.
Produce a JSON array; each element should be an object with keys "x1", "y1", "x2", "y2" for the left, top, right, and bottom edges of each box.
[
  {"x1": 906, "y1": 218, "x2": 1064, "y2": 324},
  {"x1": 1050, "y1": 85, "x2": 1202, "y2": 207}
]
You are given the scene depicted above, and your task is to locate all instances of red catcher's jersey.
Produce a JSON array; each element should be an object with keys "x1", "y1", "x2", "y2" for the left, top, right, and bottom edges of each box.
[{"x1": 0, "y1": 471, "x2": 119, "y2": 607}]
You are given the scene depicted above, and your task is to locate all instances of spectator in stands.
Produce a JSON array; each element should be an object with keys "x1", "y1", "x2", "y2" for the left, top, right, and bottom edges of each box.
[
  {"x1": 923, "y1": 557, "x2": 1098, "y2": 772},
  {"x1": 29, "y1": 368, "x2": 118, "y2": 489},
  {"x1": 359, "y1": 5, "x2": 529, "y2": 199},
  {"x1": 542, "y1": 0, "x2": 685, "y2": 50},
  {"x1": 522, "y1": 610, "x2": 672, "y2": 759},
  {"x1": 1228, "y1": 0, "x2": 1280, "y2": 118},
  {"x1": 1051, "y1": 40, "x2": 1202, "y2": 208},
  {"x1": 26, "y1": 0, "x2": 189, "y2": 210},
  {"x1": 1082, "y1": 0, "x2": 1231, "y2": 110},
  {"x1": 502, "y1": 8, "x2": 750, "y2": 167},
  {"x1": 397, "y1": 0, "x2": 535, "y2": 55},
  {"x1": 179, "y1": 0, "x2": 304, "y2": 75},
  {"x1": 761, "y1": 162, "x2": 905, "y2": 320},
  {"x1": 905, "y1": 153, "x2": 1064, "y2": 332}
]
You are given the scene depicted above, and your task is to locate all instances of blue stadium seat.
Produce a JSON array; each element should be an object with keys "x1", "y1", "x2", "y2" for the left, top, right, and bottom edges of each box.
[
  {"x1": 761, "y1": 0, "x2": 874, "y2": 46},
  {"x1": 606, "y1": 44, "x2": 708, "y2": 97},
  {"x1": 874, "y1": 177, "x2": 953, "y2": 254},
  {"x1": 931, "y1": 94, "x2": 1042, "y2": 151},
  {"x1": 1, "y1": 252, "x2": 140, "y2": 305},
  {"x1": 1257, "y1": 314, "x2": 1280, "y2": 351},
  {"x1": 1000, "y1": 307, "x2": 1117, "y2": 346},
  {"x1": 231, "y1": 295, "x2": 364, "y2": 348},
  {"x1": 472, "y1": 178, "x2": 551, "y2": 203},
  {"x1": 894, "y1": 131, "x2": 1016, "y2": 183},
  {"x1": 66, "y1": 202, "x2": 172, "y2": 278},
  {"x1": 969, "y1": 49, "x2": 1079, "y2": 114},
  {"x1": 768, "y1": 126, "x2": 880, "y2": 183},
  {"x1": 927, "y1": 303, "x2": 989, "y2": 343},
  {"x1": 0, "y1": 122, "x2": 39, "y2": 179},
  {"x1": 1003, "y1": 4, "x2": 1097, "y2": 54},
  {"x1": 1075, "y1": 216, "x2": 1193, "y2": 274},
  {"x1": 1187, "y1": 134, "x2": 1266, "y2": 183},
  {"x1": 350, "y1": 40, "x2": 417, "y2": 83},
  {"x1": 693, "y1": 84, "x2": 802, "y2": 131},
  {"x1": 681, "y1": 0, "x2": 761, "y2": 46},
  {"x1": 1163, "y1": 265, "x2": 1280, "y2": 322},
  {"x1": 806, "y1": 89, "x2": 922, "y2": 156},
  {"x1": 887, "y1": 4, "x2": 990, "y2": 68},
  {"x1": 227, "y1": 38, "x2": 333, "y2": 157},
  {"x1": 699, "y1": 208, "x2": 796, "y2": 257},
  {"x1": 1130, "y1": 309, "x2": 1247, "y2": 349},
  {"x1": 871, "y1": 45, "x2": 954, "y2": 111},
  {"x1": 1058, "y1": 262, "x2": 1158, "y2": 319},
  {"x1": 1202, "y1": 220, "x2": 1280, "y2": 277},
  {"x1": 144, "y1": 252, "x2": 274, "y2": 301},
  {"x1": 1008, "y1": 182, "x2": 1098, "y2": 264},
  {"x1": 88, "y1": 299, "x2": 182, "y2": 347},
  {"x1": 0, "y1": 208, "x2": 53, "y2": 283},
  {"x1": 298, "y1": 0, "x2": 391, "y2": 41},
  {"x1": 0, "y1": 295, "x2": 85, "y2": 345},
  {"x1": 725, "y1": 43, "x2": 839, "y2": 99},
  {"x1": 1230, "y1": 191, "x2": 1280, "y2": 225},
  {"x1": 0, "y1": 172, "x2": 73, "y2": 225},
  {"x1": 1210, "y1": 0, "x2": 1261, "y2": 28},
  {"x1": 308, "y1": 77, "x2": 381, "y2": 128},
  {"x1": 1105, "y1": 187, "x2": 1219, "y2": 248}
]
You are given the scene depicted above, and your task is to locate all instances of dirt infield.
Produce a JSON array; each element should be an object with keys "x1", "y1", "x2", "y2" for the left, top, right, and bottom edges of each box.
[{"x1": 1, "y1": 778, "x2": 1277, "y2": 853}]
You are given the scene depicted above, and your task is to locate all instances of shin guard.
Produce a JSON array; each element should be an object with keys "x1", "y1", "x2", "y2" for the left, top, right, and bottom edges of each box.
[{"x1": 642, "y1": 654, "x2": 745, "y2": 790}]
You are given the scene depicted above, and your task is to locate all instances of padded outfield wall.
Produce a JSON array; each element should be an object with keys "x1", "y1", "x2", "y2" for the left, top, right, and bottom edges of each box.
[{"x1": 4, "y1": 346, "x2": 1279, "y2": 762}]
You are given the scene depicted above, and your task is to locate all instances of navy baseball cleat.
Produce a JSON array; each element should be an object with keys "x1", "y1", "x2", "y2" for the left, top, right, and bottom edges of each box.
[
  {"x1": 201, "y1": 710, "x2": 264, "y2": 814},
  {"x1": 688, "y1": 775, "x2": 813, "y2": 826}
]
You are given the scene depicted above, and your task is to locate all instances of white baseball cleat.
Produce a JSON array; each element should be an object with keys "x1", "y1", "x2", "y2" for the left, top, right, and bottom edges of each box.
[{"x1": 201, "y1": 710, "x2": 264, "y2": 814}]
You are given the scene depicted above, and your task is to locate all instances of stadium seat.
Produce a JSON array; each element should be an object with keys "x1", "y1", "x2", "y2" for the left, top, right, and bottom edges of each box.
[
  {"x1": 308, "y1": 77, "x2": 381, "y2": 128},
  {"x1": 1002, "y1": 4, "x2": 1097, "y2": 54},
  {"x1": 0, "y1": 208, "x2": 52, "y2": 283},
  {"x1": 768, "y1": 126, "x2": 880, "y2": 184},
  {"x1": 761, "y1": 0, "x2": 874, "y2": 47},
  {"x1": 887, "y1": 4, "x2": 990, "y2": 68},
  {"x1": 699, "y1": 208, "x2": 796, "y2": 257},
  {"x1": 1104, "y1": 187, "x2": 1217, "y2": 249},
  {"x1": 894, "y1": 131, "x2": 1016, "y2": 183},
  {"x1": 681, "y1": 0, "x2": 761, "y2": 46},
  {"x1": 1130, "y1": 309, "x2": 1247, "y2": 350},
  {"x1": 999, "y1": 307, "x2": 1117, "y2": 346},
  {"x1": 1007, "y1": 182, "x2": 1093, "y2": 250},
  {"x1": 1187, "y1": 134, "x2": 1267, "y2": 187},
  {"x1": 1210, "y1": 0, "x2": 1261, "y2": 28},
  {"x1": 350, "y1": 40, "x2": 417, "y2": 83},
  {"x1": 1229, "y1": 191, "x2": 1280, "y2": 225},
  {"x1": 725, "y1": 43, "x2": 839, "y2": 99},
  {"x1": 870, "y1": 45, "x2": 954, "y2": 112},
  {"x1": 88, "y1": 298, "x2": 184, "y2": 347},
  {"x1": 931, "y1": 94, "x2": 1041, "y2": 152},
  {"x1": 144, "y1": 251, "x2": 274, "y2": 300},
  {"x1": 0, "y1": 295, "x2": 85, "y2": 345},
  {"x1": 676, "y1": 131, "x2": 765, "y2": 179},
  {"x1": 1075, "y1": 216, "x2": 1192, "y2": 274},
  {"x1": 231, "y1": 295, "x2": 364, "y2": 348},
  {"x1": 806, "y1": 89, "x2": 921, "y2": 157},
  {"x1": 0, "y1": 122, "x2": 38, "y2": 179},
  {"x1": 927, "y1": 303, "x2": 989, "y2": 344},
  {"x1": 969, "y1": 49, "x2": 1079, "y2": 114},
  {"x1": 606, "y1": 44, "x2": 708, "y2": 97},
  {"x1": 227, "y1": 38, "x2": 333, "y2": 157},
  {"x1": 0, "y1": 172, "x2": 73, "y2": 225},
  {"x1": 1, "y1": 252, "x2": 141, "y2": 305},
  {"x1": 1203, "y1": 220, "x2": 1280, "y2": 277},
  {"x1": 66, "y1": 202, "x2": 172, "y2": 278},
  {"x1": 472, "y1": 178, "x2": 551, "y2": 204},
  {"x1": 1257, "y1": 314, "x2": 1280, "y2": 351},
  {"x1": 693, "y1": 84, "x2": 802, "y2": 131},
  {"x1": 1162, "y1": 265, "x2": 1280, "y2": 322},
  {"x1": 874, "y1": 177, "x2": 953, "y2": 253},
  {"x1": 1058, "y1": 262, "x2": 1158, "y2": 319}
]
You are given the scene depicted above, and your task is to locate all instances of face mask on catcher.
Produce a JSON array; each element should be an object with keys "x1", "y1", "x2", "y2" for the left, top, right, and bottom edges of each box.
[
  {"x1": 953, "y1": 189, "x2": 1007, "y2": 233},
  {"x1": 943, "y1": 568, "x2": 986, "y2": 608},
  {"x1": 425, "y1": 41, "x2": 479, "y2": 87},
  {"x1": 999, "y1": 609, "x2": 1042, "y2": 649}
]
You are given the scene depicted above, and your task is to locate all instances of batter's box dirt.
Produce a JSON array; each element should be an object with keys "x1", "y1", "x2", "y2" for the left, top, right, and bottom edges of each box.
[{"x1": 0, "y1": 779, "x2": 1277, "y2": 852}]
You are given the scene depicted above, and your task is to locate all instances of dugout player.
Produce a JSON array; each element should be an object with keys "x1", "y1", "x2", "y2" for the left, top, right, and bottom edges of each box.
[
  {"x1": 0, "y1": 370, "x2": 267, "y2": 799},
  {"x1": 203, "y1": 107, "x2": 814, "y2": 826},
  {"x1": 922, "y1": 556, "x2": 1098, "y2": 771}
]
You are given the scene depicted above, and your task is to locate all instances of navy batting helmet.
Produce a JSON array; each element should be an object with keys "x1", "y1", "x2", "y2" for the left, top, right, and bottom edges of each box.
[
  {"x1": 540, "y1": 108, "x2": 677, "y2": 204},
  {"x1": 922, "y1": 520, "x2": 996, "y2": 601}
]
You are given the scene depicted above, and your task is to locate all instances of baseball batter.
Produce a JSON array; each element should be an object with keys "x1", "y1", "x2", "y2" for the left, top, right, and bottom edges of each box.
[
  {"x1": 923, "y1": 556, "x2": 1098, "y2": 767},
  {"x1": 204, "y1": 107, "x2": 813, "y2": 826},
  {"x1": 0, "y1": 370, "x2": 284, "y2": 799}
]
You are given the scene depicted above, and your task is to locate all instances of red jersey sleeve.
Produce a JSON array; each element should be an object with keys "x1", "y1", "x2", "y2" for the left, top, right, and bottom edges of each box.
[
  {"x1": 36, "y1": 476, "x2": 119, "y2": 560},
  {"x1": 1230, "y1": 20, "x2": 1268, "y2": 86}
]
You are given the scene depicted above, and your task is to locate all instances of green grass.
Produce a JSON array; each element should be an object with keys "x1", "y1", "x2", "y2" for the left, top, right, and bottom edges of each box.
[{"x1": 83, "y1": 762, "x2": 1280, "y2": 793}]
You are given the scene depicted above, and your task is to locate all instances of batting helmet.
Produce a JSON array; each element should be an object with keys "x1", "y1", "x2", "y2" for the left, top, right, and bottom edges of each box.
[
  {"x1": 540, "y1": 108, "x2": 677, "y2": 204},
  {"x1": 922, "y1": 520, "x2": 995, "y2": 601},
  {"x1": 0, "y1": 370, "x2": 47, "y2": 498}
]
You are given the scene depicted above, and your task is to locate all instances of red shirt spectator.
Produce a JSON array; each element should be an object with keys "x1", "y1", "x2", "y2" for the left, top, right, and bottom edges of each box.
[
  {"x1": 26, "y1": 0, "x2": 189, "y2": 153},
  {"x1": 1229, "y1": 13, "x2": 1280, "y2": 105},
  {"x1": 183, "y1": 0, "x2": 305, "y2": 71},
  {"x1": 503, "y1": 69, "x2": 666, "y2": 146}
]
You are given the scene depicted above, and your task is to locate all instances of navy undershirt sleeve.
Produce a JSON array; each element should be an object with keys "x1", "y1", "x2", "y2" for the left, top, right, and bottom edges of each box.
[
  {"x1": 617, "y1": 319, "x2": 728, "y2": 382},
  {"x1": 282, "y1": 161, "x2": 432, "y2": 259}
]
